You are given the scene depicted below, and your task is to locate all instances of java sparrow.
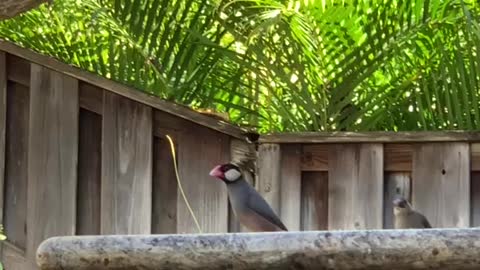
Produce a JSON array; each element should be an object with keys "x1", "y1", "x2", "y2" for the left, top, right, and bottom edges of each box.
[
  {"x1": 209, "y1": 163, "x2": 288, "y2": 232},
  {"x1": 393, "y1": 197, "x2": 432, "y2": 229}
]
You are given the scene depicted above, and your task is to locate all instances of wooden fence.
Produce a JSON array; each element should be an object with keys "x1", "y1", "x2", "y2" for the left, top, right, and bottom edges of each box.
[
  {"x1": 254, "y1": 137, "x2": 480, "y2": 232},
  {"x1": 0, "y1": 40, "x2": 480, "y2": 269}
]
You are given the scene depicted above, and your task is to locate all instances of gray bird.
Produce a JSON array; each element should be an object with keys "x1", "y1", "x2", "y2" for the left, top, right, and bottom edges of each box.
[
  {"x1": 209, "y1": 163, "x2": 288, "y2": 232},
  {"x1": 393, "y1": 197, "x2": 432, "y2": 229}
]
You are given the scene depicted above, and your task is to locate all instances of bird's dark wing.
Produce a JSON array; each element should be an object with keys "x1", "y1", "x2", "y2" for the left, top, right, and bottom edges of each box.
[
  {"x1": 246, "y1": 191, "x2": 288, "y2": 231},
  {"x1": 421, "y1": 215, "x2": 432, "y2": 228}
]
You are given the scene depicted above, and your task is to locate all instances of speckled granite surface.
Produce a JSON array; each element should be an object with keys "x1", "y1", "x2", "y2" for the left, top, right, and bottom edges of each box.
[{"x1": 37, "y1": 228, "x2": 480, "y2": 270}]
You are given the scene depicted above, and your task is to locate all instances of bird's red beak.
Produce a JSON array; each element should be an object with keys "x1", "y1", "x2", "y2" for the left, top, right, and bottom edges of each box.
[{"x1": 209, "y1": 165, "x2": 224, "y2": 179}]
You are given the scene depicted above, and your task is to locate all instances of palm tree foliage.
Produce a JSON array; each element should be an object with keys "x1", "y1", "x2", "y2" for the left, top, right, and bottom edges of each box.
[{"x1": 0, "y1": 0, "x2": 479, "y2": 132}]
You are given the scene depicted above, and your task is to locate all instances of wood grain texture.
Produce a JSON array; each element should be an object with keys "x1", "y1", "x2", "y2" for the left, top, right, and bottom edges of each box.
[
  {"x1": 152, "y1": 136, "x2": 178, "y2": 234},
  {"x1": 0, "y1": 52, "x2": 5, "y2": 240},
  {"x1": 412, "y1": 143, "x2": 470, "y2": 228},
  {"x1": 76, "y1": 109, "x2": 102, "y2": 235},
  {"x1": 383, "y1": 172, "x2": 411, "y2": 229},
  {"x1": 261, "y1": 131, "x2": 480, "y2": 143},
  {"x1": 471, "y1": 172, "x2": 480, "y2": 227},
  {"x1": 101, "y1": 92, "x2": 152, "y2": 234},
  {"x1": 257, "y1": 144, "x2": 281, "y2": 215},
  {"x1": 472, "y1": 143, "x2": 480, "y2": 171},
  {"x1": 79, "y1": 81, "x2": 103, "y2": 114},
  {"x1": 0, "y1": 41, "x2": 246, "y2": 139},
  {"x1": 4, "y1": 82, "x2": 29, "y2": 250},
  {"x1": 176, "y1": 126, "x2": 230, "y2": 233},
  {"x1": 0, "y1": 52, "x2": 6, "y2": 260},
  {"x1": 301, "y1": 172, "x2": 328, "y2": 230},
  {"x1": 280, "y1": 144, "x2": 301, "y2": 231},
  {"x1": 6, "y1": 53, "x2": 29, "y2": 86},
  {"x1": 3, "y1": 242, "x2": 28, "y2": 269},
  {"x1": 384, "y1": 144, "x2": 413, "y2": 171},
  {"x1": 328, "y1": 144, "x2": 383, "y2": 230},
  {"x1": 26, "y1": 64, "x2": 78, "y2": 263},
  {"x1": 301, "y1": 144, "x2": 328, "y2": 171}
]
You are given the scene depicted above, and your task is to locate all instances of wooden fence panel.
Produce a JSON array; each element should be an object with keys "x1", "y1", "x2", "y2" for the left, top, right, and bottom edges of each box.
[
  {"x1": 101, "y1": 92, "x2": 152, "y2": 234},
  {"x1": 26, "y1": 64, "x2": 78, "y2": 267},
  {"x1": 76, "y1": 109, "x2": 102, "y2": 235},
  {"x1": 280, "y1": 144, "x2": 301, "y2": 231},
  {"x1": 301, "y1": 172, "x2": 328, "y2": 231},
  {"x1": 176, "y1": 125, "x2": 230, "y2": 233},
  {"x1": 412, "y1": 143, "x2": 470, "y2": 228},
  {"x1": 152, "y1": 136, "x2": 178, "y2": 234},
  {"x1": 0, "y1": 52, "x2": 5, "y2": 260},
  {"x1": 3, "y1": 82, "x2": 29, "y2": 250},
  {"x1": 257, "y1": 144, "x2": 282, "y2": 215},
  {"x1": 328, "y1": 144, "x2": 383, "y2": 230},
  {"x1": 383, "y1": 172, "x2": 411, "y2": 229}
]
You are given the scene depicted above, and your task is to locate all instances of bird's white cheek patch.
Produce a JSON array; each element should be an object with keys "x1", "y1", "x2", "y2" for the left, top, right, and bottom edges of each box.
[{"x1": 225, "y1": 169, "x2": 241, "y2": 181}]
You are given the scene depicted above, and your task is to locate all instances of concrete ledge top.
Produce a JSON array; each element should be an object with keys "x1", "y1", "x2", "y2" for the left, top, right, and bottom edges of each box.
[{"x1": 37, "y1": 228, "x2": 480, "y2": 270}]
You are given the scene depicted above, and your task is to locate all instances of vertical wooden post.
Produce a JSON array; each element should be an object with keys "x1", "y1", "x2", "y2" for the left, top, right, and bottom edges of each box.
[
  {"x1": 301, "y1": 172, "x2": 328, "y2": 230},
  {"x1": 328, "y1": 144, "x2": 383, "y2": 230},
  {"x1": 412, "y1": 143, "x2": 470, "y2": 228},
  {"x1": 101, "y1": 92, "x2": 152, "y2": 234},
  {"x1": 280, "y1": 144, "x2": 301, "y2": 231},
  {"x1": 26, "y1": 64, "x2": 78, "y2": 267},
  {"x1": 76, "y1": 109, "x2": 102, "y2": 235},
  {"x1": 0, "y1": 52, "x2": 6, "y2": 259},
  {"x1": 176, "y1": 126, "x2": 229, "y2": 233},
  {"x1": 152, "y1": 137, "x2": 178, "y2": 234},
  {"x1": 257, "y1": 144, "x2": 281, "y2": 216}
]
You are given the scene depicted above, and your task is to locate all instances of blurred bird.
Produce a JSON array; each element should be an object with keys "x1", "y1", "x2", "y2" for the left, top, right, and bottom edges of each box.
[
  {"x1": 209, "y1": 163, "x2": 287, "y2": 232},
  {"x1": 393, "y1": 197, "x2": 432, "y2": 229}
]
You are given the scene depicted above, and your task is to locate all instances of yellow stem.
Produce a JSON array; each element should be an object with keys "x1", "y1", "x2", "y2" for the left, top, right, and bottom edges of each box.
[{"x1": 165, "y1": 135, "x2": 203, "y2": 234}]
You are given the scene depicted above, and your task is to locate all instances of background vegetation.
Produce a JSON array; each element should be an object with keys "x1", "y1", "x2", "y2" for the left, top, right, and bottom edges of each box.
[{"x1": 0, "y1": 0, "x2": 479, "y2": 133}]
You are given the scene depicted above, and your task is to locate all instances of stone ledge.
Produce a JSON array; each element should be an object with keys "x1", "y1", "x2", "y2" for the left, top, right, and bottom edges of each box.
[{"x1": 37, "y1": 228, "x2": 480, "y2": 270}]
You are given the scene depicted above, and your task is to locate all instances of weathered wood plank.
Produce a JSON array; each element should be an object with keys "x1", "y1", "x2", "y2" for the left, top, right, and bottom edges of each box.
[
  {"x1": 26, "y1": 64, "x2": 78, "y2": 264},
  {"x1": 383, "y1": 172, "x2": 411, "y2": 229},
  {"x1": 301, "y1": 144, "x2": 413, "y2": 172},
  {"x1": 6, "y1": 53, "x2": 29, "y2": 86},
  {"x1": 101, "y1": 92, "x2": 152, "y2": 234},
  {"x1": 301, "y1": 172, "x2": 328, "y2": 231},
  {"x1": 384, "y1": 144, "x2": 413, "y2": 171},
  {"x1": 412, "y1": 143, "x2": 470, "y2": 228},
  {"x1": 152, "y1": 136, "x2": 178, "y2": 234},
  {"x1": 3, "y1": 242, "x2": 28, "y2": 269},
  {"x1": 280, "y1": 144, "x2": 301, "y2": 231},
  {"x1": 261, "y1": 131, "x2": 480, "y2": 143},
  {"x1": 3, "y1": 82, "x2": 29, "y2": 250},
  {"x1": 176, "y1": 126, "x2": 230, "y2": 233},
  {"x1": 328, "y1": 144, "x2": 383, "y2": 230},
  {"x1": 471, "y1": 172, "x2": 480, "y2": 227},
  {"x1": 0, "y1": 52, "x2": 6, "y2": 249},
  {"x1": 257, "y1": 144, "x2": 281, "y2": 215},
  {"x1": 79, "y1": 82, "x2": 103, "y2": 114},
  {"x1": 301, "y1": 145, "x2": 328, "y2": 171},
  {"x1": 76, "y1": 109, "x2": 102, "y2": 235},
  {"x1": 0, "y1": 41, "x2": 246, "y2": 139},
  {"x1": 472, "y1": 143, "x2": 480, "y2": 171}
]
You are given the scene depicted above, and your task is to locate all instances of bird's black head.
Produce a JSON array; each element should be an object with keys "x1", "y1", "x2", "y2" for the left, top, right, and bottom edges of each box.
[
  {"x1": 209, "y1": 163, "x2": 242, "y2": 183},
  {"x1": 393, "y1": 197, "x2": 408, "y2": 208}
]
